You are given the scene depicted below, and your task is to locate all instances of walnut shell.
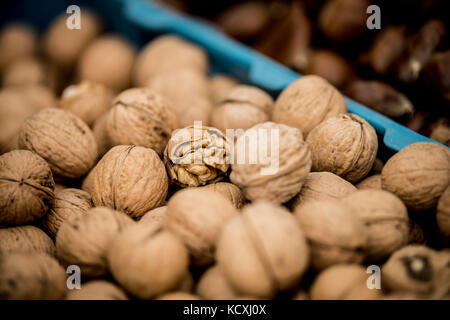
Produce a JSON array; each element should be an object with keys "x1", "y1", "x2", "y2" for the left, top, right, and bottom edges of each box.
[
  {"x1": 164, "y1": 125, "x2": 231, "y2": 187},
  {"x1": 0, "y1": 252, "x2": 66, "y2": 300},
  {"x1": 230, "y1": 122, "x2": 312, "y2": 204},
  {"x1": 0, "y1": 225, "x2": 55, "y2": 256},
  {"x1": 0, "y1": 150, "x2": 55, "y2": 226},
  {"x1": 210, "y1": 74, "x2": 239, "y2": 104},
  {"x1": 107, "y1": 223, "x2": 189, "y2": 299},
  {"x1": 217, "y1": 201, "x2": 309, "y2": 298},
  {"x1": 288, "y1": 172, "x2": 357, "y2": 210},
  {"x1": 356, "y1": 174, "x2": 382, "y2": 190},
  {"x1": 106, "y1": 88, "x2": 178, "y2": 155},
  {"x1": 138, "y1": 206, "x2": 167, "y2": 228},
  {"x1": 294, "y1": 199, "x2": 367, "y2": 270},
  {"x1": 18, "y1": 108, "x2": 98, "y2": 180},
  {"x1": 82, "y1": 145, "x2": 168, "y2": 218},
  {"x1": 272, "y1": 75, "x2": 347, "y2": 136},
  {"x1": 165, "y1": 188, "x2": 238, "y2": 266},
  {"x1": 195, "y1": 182, "x2": 246, "y2": 208},
  {"x1": 306, "y1": 113, "x2": 378, "y2": 183},
  {"x1": 381, "y1": 142, "x2": 450, "y2": 210},
  {"x1": 65, "y1": 280, "x2": 128, "y2": 300},
  {"x1": 342, "y1": 190, "x2": 409, "y2": 262},
  {"x1": 77, "y1": 35, "x2": 136, "y2": 91},
  {"x1": 211, "y1": 85, "x2": 273, "y2": 134},
  {"x1": 42, "y1": 188, "x2": 93, "y2": 238},
  {"x1": 310, "y1": 264, "x2": 382, "y2": 300},
  {"x1": 56, "y1": 206, "x2": 134, "y2": 277},
  {"x1": 92, "y1": 111, "x2": 112, "y2": 157},
  {"x1": 437, "y1": 186, "x2": 450, "y2": 240},
  {"x1": 0, "y1": 23, "x2": 37, "y2": 71},
  {"x1": 60, "y1": 81, "x2": 113, "y2": 126},
  {"x1": 196, "y1": 265, "x2": 241, "y2": 300},
  {"x1": 133, "y1": 35, "x2": 208, "y2": 86}
]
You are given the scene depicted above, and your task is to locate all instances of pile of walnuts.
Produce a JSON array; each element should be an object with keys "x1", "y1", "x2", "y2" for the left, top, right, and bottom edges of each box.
[{"x1": 0, "y1": 11, "x2": 449, "y2": 301}]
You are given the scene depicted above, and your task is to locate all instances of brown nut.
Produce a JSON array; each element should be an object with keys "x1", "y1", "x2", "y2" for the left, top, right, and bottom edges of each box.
[
  {"x1": 381, "y1": 142, "x2": 450, "y2": 210},
  {"x1": 18, "y1": 108, "x2": 98, "y2": 180},
  {"x1": 138, "y1": 206, "x2": 167, "y2": 228},
  {"x1": 91, "y1": 111, "x2": 112, "y2": 157},
  {"x1": 0, "y1": 23, "x2": 37, "y2": 71},
  {"x1": 210, "y1": 74, "x2": 239, "y2": 104},
  {"x1": 60, "y1": 81, "x2": 113, "y2": 126},
  {"x1": 342, "y1": 190, "x2": 409, "y2": 262},
  {"x1": 429, "y1": 122, "x2": 450, "y2": 147},
  {"x1": 77, "y1": 35, "x2": 136, "y2": 91},
  {"x1": 437, "y1": 186, "x2": 450, "y2": 240},
  {"x1": 288, "y1": 172, "x2": 357, "y2": 210},
  {"x1": 196, "y1": 265, "x2": 241, "y2": 300},
  {"x1": 195, "y1": 182, "x2": 246, "y2": 209},
  {"x1": 66, "y1": 280, "x2": 128, "y2": 300},
  {"x1": 294, "y1": 199, "x2": 367, "y2": 270},
  {"x1": 423, "y1": 51, "x2": 450, "y2": 103},
  {"x1": 272, "y1": 75, "x2": 347, "y2": 137},
  {"x1": 56, "y1": 206, "x2": 134, "y2": 277},
  {"x1": 164, "y1": 125, "x2": 231, "y2": 187},
  {"x1": 211, "y1": 85, "x2": 273, "y2": 134},
  {"x1": 0, "y1": 252, "x2": 66, "y2": 300},
  {"x1": 18, "y1": 85, "x2": 58, "y2": 110},
  {"x1": 310, "y1": 264, "x2": 382, "y2": 300},
  {"x1": 133, "y1": 35, "x2": 208, "y2": 86},
  {"x1": 356, "y1": 174, "x2": 382, "y2": 190},
  {"x1": 0, "y1": 225, "x2": 55, "y2": 256},
  {"x1": 306, "y1": 113, "x2": 378, "y2": 183},
  {"x1": 106, "y1": 88, "x2": 178, "y2": 155},
  {"x1": 217, "y1": 201, "x2": 310, "y2": 298},
  {"x1": 82, "y1": 145, "x2": 168, "y2": 218},
  {"x1": 230, "y1": 122, "x2": 312, "y2": 204},
  {"x1": 107, "y1": 223, "x2": 189, "y2": 299},
  {"x1": 2, "y1": 58, "x2": 49, "y2": 88},
  {"x1": 0, "y1": 150, "x2": 55, "y2": 226},
  {"x1": 165, "y1": 188, "x2": 238, "y2": 266},
  {"x1": 42, "y1": 188, "x2": 93, "y2": 239}
]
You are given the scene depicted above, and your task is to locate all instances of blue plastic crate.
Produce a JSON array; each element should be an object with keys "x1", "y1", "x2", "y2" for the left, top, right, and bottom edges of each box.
[{"x1": 1, "y1": 0, "x2": 445, "y2": 152}]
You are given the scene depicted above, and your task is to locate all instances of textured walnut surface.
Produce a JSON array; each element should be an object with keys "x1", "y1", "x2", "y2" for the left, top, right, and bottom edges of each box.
[{"x1": 0, "y1": 225, "x2": 55, "y2": 256}]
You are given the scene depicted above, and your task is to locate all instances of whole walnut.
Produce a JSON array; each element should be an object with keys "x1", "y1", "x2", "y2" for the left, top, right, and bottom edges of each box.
[
  {"x1": 294, "y1": 199, "x2": 367, "y2": 270},
  {"x1": 230, "y1": 122, "x2": 311, "y2": 204},
  {"x1": 196, "y1": 182, "x2": 246, "y2": 209},
  {"x1": 56, "y1": 206, "x2": 134, "y2": 277},
  {"x1": 43, "y1": 10, "x2": 102, "y2": 69},
  {"x1": 60, "y1": 81, "x2": 113, "y2": 126},
  {"x1": 42, "y1": 188, "x2": 93, "y2": 238},
  {"x1": 107, "y1": 223, "x2": 189, "y2": 299},
  {"x1": 165, "y1": 188, "x2": 238, "y2": 265},
  {"x1": 356, "y1": 174, "x2": 382, "y2": 190},
  {"x1": 217, "y1": 201, "x2": 310, "y2": 298},
  {"x1": 272, "y1": 75, "x2": 347, "y2": 136},
  {"x1": 66, "y1": 280, "x2": 128, "y2": 300},
  {"x1": 196, "y1": 265, "x2": 241, "y2": 300},
  {"x1": 0, "y1": 252, "x2": 66, "y2": 300},
  {"x1": 18, "y1": 108, "x2": 98, "y2": 180},
  {"x1": 82, "y1": 145, "x2": 168, "y2": 218},
  {"x1": 310, "y1": 264, "x2": 382, "y2": 300},
  {"x1": 138, "y1": 206, "x2": 167, "y2": 229},
  {"x1": 342, "y1": 190, "x2": 409, "y2": 262},
  {"x1": 0, "y1": 150, "x2": 55, "y2": 226},
  {"x1": 288, "y1": 172, "x2": 357, "y2": 210},
  {"x1": 0, "y1": 23, "x2": 37, "y2": 71},
  {"x1": 0, "y1": 225, "x2": 55, "y2": 256},
  {"x1": 92, "y1": 111, "x2": 112, "y2": 157},
  {"x1": 210, "y1": 74, "x2": 239, "y2": 104},
  {"x1": 133, "y1": 35, "x2": 208, "y2": 86},
  {"x1": 77, "y1": 35, "x2": 136, "y2": 91},
  {"x1": 106, "y1": 88, "x2": 178, "y2": 155},
  {"x1": 381, "y1": 142, "x2": 450, "y2": 210},
  {"x1": 437, "y1": 186, "x2": 450, "y2": 240},
  {"x1": 164, "y1": 125, "x2": 231, "y2": 187},
  {"x1": 211, "y1": 85, "x2": 273, "y2": 134},
  {"x1": 306, "y1": 113, "x2": 378, "y2": 183}
]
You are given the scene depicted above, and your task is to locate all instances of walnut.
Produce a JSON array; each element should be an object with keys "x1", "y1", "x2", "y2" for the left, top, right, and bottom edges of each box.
[
  {"x1": 381, "y1": 142, "x2": 450, "y2": 210},
  {"x1": 138, "y1": 206, "x2": 167, "y2": 229},
  {"x1": 107, "y1": 223, "x2": 189, "y2": 299},
  {"x1": 196, "y1": 265, "x2": 241, "y2": 300},
  {"x1": 306, "y1": 113, "x2": 378, "y2": 183},
  {"x1": 91, "y1": 111, "x2": 112, "y2": 157},
  {"x1": 288, "y1": 172, "x2": 357, "y2": 210},
  {"x1": 272, "y1": 75, "x2": 347, "y2": 136},
  {"x1": 164, "y1": 125, "x2": 231, "y2": 187},
  {"x1": 60, "y1": 81, "x2": 113, "y2": 126},
  {"x1": 217, "y1": 201, "x2": 309, "y2": 298},
  {"x1": 356, "y1": 174, "x2": 382, "y2": 190},
  {"x1": 77, "y1": 35, "x2": 136, "y2": 91},
  {"x1": 294, "y1": 199, "x2": 367, "y2": 270},
  {"x1": 210, "y1": 74, "x2": 239, "y2": 104},
  {"x1": 82, "y1": 145, "x2": 168, "y2": 218},
  {"x1": 0, "y1": 252, "x2": 66, "y2": 300},
  {"x1": 42, "y1": 188, "x2": 93, "y2": 239},
  {"x1": 106, "y1": 88, "x2": 178, "y2": 156},
  {"x1": 195, "y1": 182, "x2": 246, "y2": 208},
  {"x1": 437, "y1": 186, "x2": 450, "y2": 241},
  {"x1": 0, "y1": 150, "x2": 54, "y2": 226},
  {"x1": 0, "y1": 23, "x2": 37, "y2": 71},
  {"x1": 65, "y1": 280, "x2": 128, "y2": 300},
  {"x1": 18, "y1": 85, "x2": 58, "y2": 110},
  {"x1": 133, "y1": 35, "x2": 208, "y2": 86},
  {"x1": 165, "y1": 188, "x2": 238, "y2": 265},
  {"x1": 18, "y1": 108, "x2": 98, "y2": 180},
  {"x1": 342, "y1": 190, "x2": 409, "y2": 262},
  {"x1": 56, "y1": 206, "x2": 134, "y2": 277},
  {"x1": 0, "y1": 225, "x2": 55, "y2": 256},
  {"x1": 230, "y1": 122, "x2": 311, "y2": 204},
  {"x1": 2, "y1": 57, "x2": 48, "y2": 88}
]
